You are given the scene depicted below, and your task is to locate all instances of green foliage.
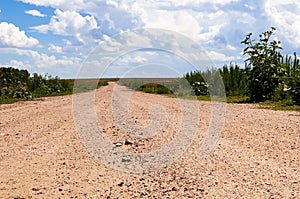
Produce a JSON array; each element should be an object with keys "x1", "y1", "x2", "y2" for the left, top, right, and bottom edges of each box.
[
  {"x1": 0, "y1": 96, "x2": 27, "y2": 104},
  {"x1": 258, "y1": 100, "x2": 300, "y2": 111},
  {"x1": 1, "y1": 67, "x2": 111, "y2": 104},
  {"x1": 185, "y1": 70, "x2": 207, "y2": 96},
  {"x1": 278, "y1": 53, "x2": 300, "y2": 105},
  {"x1": 191, "y1": 81, "x2": 208, "y2": 96},
  {"x1": 119, "y1": 78, "x2": 195, "y2": 98},
  {"x1": 201, "y1": 68, "x2": 226, "y2": 98},
  {"x1": 137, "y1": 83, "x2": 172, "y2": 95},
  {"x1": 241, "y1": 27, "x2": 285, "y2": 102},
  {"x1": 0, "y1": 67, "x2": 31, "y2": 99},
  {"x1": 186, "y1": 65, "x2": 246, "y2": 98},
  {"x1": 219, "y1": 64, "x2": 249, "y2": 96},
  {"x1": 27, "y1": 73, "x2": 73, "y2": 97}
]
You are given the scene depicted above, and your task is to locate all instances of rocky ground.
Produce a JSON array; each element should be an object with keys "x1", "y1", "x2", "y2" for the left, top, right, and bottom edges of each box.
[{"x1": 0, "y1": 82, "x2": 299, "y2": 198}]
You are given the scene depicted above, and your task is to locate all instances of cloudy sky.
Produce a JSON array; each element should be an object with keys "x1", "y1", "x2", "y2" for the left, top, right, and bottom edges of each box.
[{"x1": 0, "y1": 0, "x2": 299, "y2": 78}]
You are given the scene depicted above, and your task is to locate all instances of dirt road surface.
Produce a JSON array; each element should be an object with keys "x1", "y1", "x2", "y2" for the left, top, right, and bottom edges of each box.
[{"x1": 0, "y1": 82, "x2": 299, "y2": 198}]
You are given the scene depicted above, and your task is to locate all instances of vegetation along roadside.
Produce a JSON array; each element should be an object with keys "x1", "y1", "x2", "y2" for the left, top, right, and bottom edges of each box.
[{"x1": 0, "y1": 67, "x2": 109, "y2": 104}]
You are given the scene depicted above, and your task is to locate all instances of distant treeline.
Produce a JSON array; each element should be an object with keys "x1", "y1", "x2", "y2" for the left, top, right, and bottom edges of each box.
[
  {"x1": 0, "y1": 67, "x2": 108, "y2": 103},
  {"x1": 118, "y1": 78, "x2": 194, "y2": 98}
]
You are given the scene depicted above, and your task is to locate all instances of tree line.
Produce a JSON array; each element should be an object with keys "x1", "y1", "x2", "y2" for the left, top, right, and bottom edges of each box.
[
  {"x1": 186, "y1": 27, "x2": 300, "y2": 105},
  {"x1": 0, "y1": 67, "x2": 111, "y2": 103},
  {"x1": 0, "y1": 67, "x2": 73, "y2": 101}
]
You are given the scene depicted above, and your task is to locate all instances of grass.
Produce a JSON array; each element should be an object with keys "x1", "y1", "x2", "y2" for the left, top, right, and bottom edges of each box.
[
  {"x1": 197, "y1": 95, "x2": 300, "y2": 111},
  {"x1": 226, "y1": 96, "x2": 251, "y2": 103},
  {"x1": 258, "y1": 100, "x2": 300, "y2": 111},
  {"x1": 130, "y1": 83, "x2": 300, "y2": 111},
  {"x1": 131, "y1": 83, "x2": 251, "y2": 103},
  {"x1": 0, "y1": 96, "x2": 26, "y2": 104},
  {"x1": 196, "y1": 95, "x2": 250, "y2": 103}
]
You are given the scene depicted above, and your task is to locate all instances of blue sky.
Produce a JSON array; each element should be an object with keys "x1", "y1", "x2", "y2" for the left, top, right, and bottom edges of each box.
[{"x1": 0, "y1": 0, "x2": 300, "y2": 78}]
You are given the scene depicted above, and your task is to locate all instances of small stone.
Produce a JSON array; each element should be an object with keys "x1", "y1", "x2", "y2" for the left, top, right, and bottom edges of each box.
[
  {"x1": 122, "y1": 157, "x2": 131, "y2": 162},
  {"x1": 124, "y1": 139, "x2": 133, "y2": 145},
  {"x1": 113, "y1": 142, "x2": 123, "y2": 147},
  {"x1": 32, "y1": 188, "x2": 40, "y2": 191},
  {"x1": 117, "y1": 181, "x2": 124, "y2": 186},
  {"x1": 199, "y1": 188, "x2": 205, "y2": 192}
]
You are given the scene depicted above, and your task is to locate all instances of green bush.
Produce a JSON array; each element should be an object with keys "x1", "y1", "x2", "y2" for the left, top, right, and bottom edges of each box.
[
  {"x1": 0, "y1": 67, "x2": 31, "y2": 99},
  {"x1": 241, "y1": 27, "x2": 284, "y2": 102}
]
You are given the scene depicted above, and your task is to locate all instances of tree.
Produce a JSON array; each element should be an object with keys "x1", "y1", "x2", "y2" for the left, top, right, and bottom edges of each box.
[{"x1": 241, "y1": 27, "x2": 285, "y2": 102}]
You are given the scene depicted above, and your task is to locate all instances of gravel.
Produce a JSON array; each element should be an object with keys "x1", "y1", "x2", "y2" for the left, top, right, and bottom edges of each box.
[{"x1": 0, "y1": 82, "x2": 299, "y2": 198}]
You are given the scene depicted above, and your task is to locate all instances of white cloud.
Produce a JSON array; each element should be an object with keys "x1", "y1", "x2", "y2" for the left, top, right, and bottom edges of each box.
[
  {"x1": 0, "y1": 47, "x2": 82, "y2": 77},
  {"x1": 265, "y1": 0, "x2": 300, "y2": 47},
  {"x1": 16, "y1": 0, "x2": 282, "y2": 76},
  {"x1": 0, "y1": 22, "x2": 39, "y2": 48},
  {"x1": 14, "y1": 48, "x2": 81, "y2": 69},
  {"x1": 208, "y1": 51, "x2": 240, "y2": 62},
  {"x1": 25, "y1": 9, "x2": 46, "y2": 17},
  {"x1": 169, "y1": 0, "x2": 240, "y2": 7},
  {"x1": 99, "y1": 35, "x2": 122, "y2": 52},
  {"x1": 48, "y1": 44, "x2": 63, "y2": 53},
  {"x1": 143, "y1": 10, "x2": 203, "y2": 41},
  {"x1": 22, "y1": 0, "x2": 245, "y2": 55},
  {"x1": 31, "y1": 9, "x2": 100, "y2": 45},
  {"x1": 226, "y1": 44, "x2": 237, "y2": 51},
  {"x1": 198, "y1": 24, "x2": 225, "y2": 43},
  {"x1": 19, "y1": 0, "x2": 86, "y2": 11},
  {"x1": 244, "y1": 3, "x2": 255, "y2": 10},
  {"x1": 118, "y1": 55, "x2": 148, "y2": 65},
  {"x1": 106, "y1": 0, "x2": 119, "y2": 8},
  {"x1": 8, "y1": 60, "x2": 32, "y2": 69}
]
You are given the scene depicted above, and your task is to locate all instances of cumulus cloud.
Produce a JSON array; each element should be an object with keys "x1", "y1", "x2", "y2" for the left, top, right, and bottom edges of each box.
[
  {"x1": 117, "y1": 55, "x2": 148, "y2": 65},
  {"x1": 265, "y1": 0, "x2": 300, "y2": 48},
  {"x1": 14, "y1": 48, "x2": 81, "y2": 69},
  {"x1": 48, "y1": 44, "x2": 63, "y2": 53},
  {"x1": 0, "y1": 22, "x2": 39, "y2": 48},
  {"x1": 207, "y1": 51, "x2": 240, "y2": 62},
  {"x1": 21, "y1": 0, "x2": 143, "y2": 34},
  {"x1": 22, "y1": 0, "x2": 245, "y2": 54},
  {"x1": 143, "y1": 10, "x2": 203, "y2": 40},
  {"x1": 16, "y1": 0, "x2": 282, "y2": 75},
  {"x1": 19, "y1": 0, "x2": 86, "y2": 11},
  {"x1": 8, "y1": 60, "x2": 32, "y2": 69},
  {"x1": 163, "y1": 0, "x2": 240, "y2": 8},
  {"x1": 0, "y1": 47, "x2": 82, "y2": 78},
  {"x1": 25, "y1": 9, "x2": 46, "y2": 17},
  {"x1": 31, "y1": 9, "x2": 100, "y2": 44}
]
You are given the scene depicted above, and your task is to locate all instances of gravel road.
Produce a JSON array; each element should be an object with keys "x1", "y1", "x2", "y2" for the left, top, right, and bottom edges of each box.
[{"x1": 0, "y1": 82, "x2": 299, "y2": 198}]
